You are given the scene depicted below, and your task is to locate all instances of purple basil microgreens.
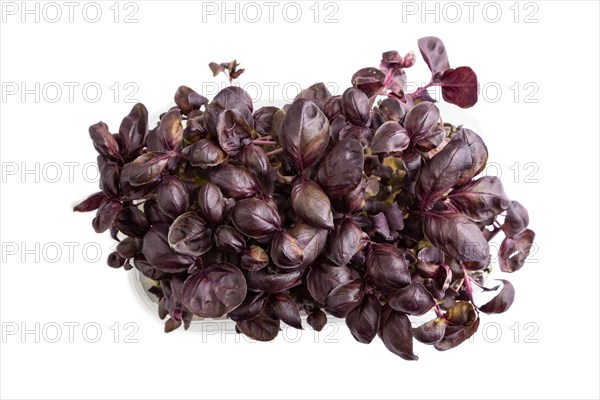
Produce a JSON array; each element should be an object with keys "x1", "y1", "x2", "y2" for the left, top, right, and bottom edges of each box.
[
  {"x1": 74, "y1": 36, "x2": 535, "y2": 360},
  {"x1": 209, "y1": 60, "x2": 246, "y2": 84},
  {"x1": 415, "y1": 36, "x2": 478, "y2": 108}
]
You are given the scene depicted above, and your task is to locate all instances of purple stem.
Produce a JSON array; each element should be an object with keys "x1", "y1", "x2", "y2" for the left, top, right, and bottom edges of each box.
[
  {"x1": 486, "y1": 225, "x2": 502, "y2": 241},
  {"x1": 462, "y1": 265, "x2": 475, "y2": 303},
  {"x1": 172, "y1": 151, "x2": 191, "y2": 162},
  {"x1": 410, "y1": 81, "x2": 435, "y2": 98},
  {"x1": 382, "y1": 67, "x2": 396, "y2": 88},
  {"x1": 253, "y1": 140, "x2": 276, "y2": 146},
  {"x1": 266, "y1": 148, "x2": 284, "y2": 157}
]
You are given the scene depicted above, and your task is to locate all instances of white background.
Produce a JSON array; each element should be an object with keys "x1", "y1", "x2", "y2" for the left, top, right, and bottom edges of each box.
[{"x1": 1, "y1": 1, "x2": 599, "y2": 399}]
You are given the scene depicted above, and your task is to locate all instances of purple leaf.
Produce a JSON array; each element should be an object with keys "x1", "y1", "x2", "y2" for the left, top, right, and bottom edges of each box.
[
  {"x1": 185, "y1": 139, "x2": 227, "y2": 168},
  {"x1": 174, "y1": 86, "x2": 208, "y2": 114},
  {"x1": 424, "y1": 213, "x2": 489, "y2": 262},
  {"x1": 417, "y1": 36, "x2": 450, "y2": 77},
  {"x1": 98, "y1": 156, "x2": 120, "y2": 198},
  {"x1": 118, "y1": 103, "x2": 148, "y2": 159},
  {"x1": 421, "y1": 264, "x2": 452, "y2": 300},
  {"x1": 332, "y1": 178, "x2": 365, "y2": 215},
  {"x1": 325, "y1": 218, "x2": 365, "y2": 266},
  {"x1": 351, "y1": 67, "x2": 386, "y2": 98},
  {"x1": 289, "y1": 222, "x2": 328, "y2": 268},
  {"x1": 238, "y1": 144, "x2": 271, "y2": 176},
  {"x1": 240, "y1": 245, "x2": 269, "y2": 271},
  {"x1": 197, "y1": 183, "x2": 225, "y2": 225},
  {"x1": 389, "y1": 282, "x2": 436, "y2": 316},
  {"x1": 156, "y1": 176, "x2": 189, "y2": 219},
  {"x1": 371, "y1": 121, "x2": 410, "y2": 154},
  {"x1": 294, "y1": 82, "x2": 332, "y2": 109},
  {"x1": 211, "y1": 86, "x2": 253, "y2": 114},
  {"x1": 341, "y1": 87, "x2": 370, "y2": 126},
  {"x1": 157, "y1": 109, "x2": 183, "y2": 151},
  {"x1": 417, "y1": 246, "x2": 445, "y2": 264},
  {"x1": 317, "y1": 138, "x2": 364, "y2": 197},
  {"x1": 291, "y1": 178, "x2": 334, "y2": 230},
  {"x1": 325, "y1": 279, "x2": 364, "y2": 318},
  {"x1": 209, "y1": 62, "x2": 226, "y2": 77},
  {"x1": 499, "y1": 229, "x2": 535, "y2": 272},
  {"x1": 415, "y1": 127, "x2": 445, "y2": 153},
  {"x1": 268, "y1": 293, "x2": 303, "y2": 329},
  {"x1": 323, "y1": 95, "x2": 342, "y2": 120},
  {"x1": 370, "y1": 212, "x2": 392, "y2": 241},
  {"x1": 231, "y1": 198, "x2": 281, "y2": 238},
  {"x1": 89, "y1": 122, "x2": 120, "y2": 160},
  {"x1": 236, "y1": 315, "x2": 280, "y2": 341},
  {"x1": 502, "y1": 201, "x2": 530, "y2": 238},
  {"x1": 346, "y1": 293, "x2": 381, "y2": 344},
  {"x1": 280, "y1": 98, "x2": 330, "y2": 171},
  {"x1": 246, "y1": 267, "x2": 304, "y2": 293},
  {"x1": 307, "y1": 263, "x2": 353, "y2": 304},
  {"x1": 329, "y1": 114, "x2": 348, "y2": 142},
  {"x1": 214, "y1": 225, "x2": 246, "y2": 254},
  {"x1": 384, "y1": 202, "x2": 405, "y2": 232},
  {"x1": 181, "y1": 263, "x2": 247, "y2": 318},
  {"x1": 116, "y1": 237, "x2": 137, "y2": 259},
  {"x1": 448, "y1": 176, "x2": 511, "y2": 222},
  {"x1": 133, "y1": 254, "x2": 167, "y2": 281},
  {"x1": 366, "y1": 243, "x2": 411, "y2": 292},
  {"x1": 445, "y1": 301, "x2": 477, "y2": 326},
  {"x1": 217, "y1": 109, "x2": 252, "y2": 156},
  {"x1": 168, "y1": 212, "x2": 212, "y2": 258},
  {"x1": 121, "y1": 152, "x2": 171, "y2": 186},
  {"x1": 92, "y1": 200, "x2": 122, "y2": 233},
  {"x1": 253, "y1": 106, "x2": 280, "y2": 135},
  {"x1": 113, "y1": 206, "x2": 150, "y2": 238},
  {"x1": 439, "y1": 67, "x2": 478, "y2": 108},
  {"x1": 402, "y1": 150, "x2": 422, "y2": 181},
  {"x1": 228, "y1": 292, "x2": 268, "y2": 322},
  {"x1": 435, "y1": 318, "x2": 480, "y2": 351},
  {"x1": 479, "y1": 279, "x2": 515, "y2": 314},
  {"x1": 307, "y1": 309, "x2": 327, "y2": 331},
  {"x1": 338, "y1": 125, "x2": 373, "y2": 148},
  {"x1": 142, "y1": 226, "x2": 194, "y2": 272},
  {"x1": 412, "y1": 318, "x2": 447, "y2": 344},
  {"x1": 143, "y1": 199, "x2": 171, "y2": 225},
  {"x1": 379, "y1": 98, "x2": 409, "y2": 122},
  {"x1": 270, "y1": 230, "x2": 304, "y2": 269},
  {"x1": 73, "y1": 192, "x2": 110, "y2": 213},
  {"x1": 209, "y1": 164, "x2": 258, "y2": 199},
  {"x1": 404, "y1": 101, "x2": 440, "y2": 140},
  {"x1": 416, "y1": 127, "x2": 487, "y2": 207},
  {"x1": 379, "y1": 306, "x2": 418, "y2": 360}
]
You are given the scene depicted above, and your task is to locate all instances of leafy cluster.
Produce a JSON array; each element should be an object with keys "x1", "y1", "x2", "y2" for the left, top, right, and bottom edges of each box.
[{"x1": 74, "y1": 37, "x2": 535, "y2": 359}]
